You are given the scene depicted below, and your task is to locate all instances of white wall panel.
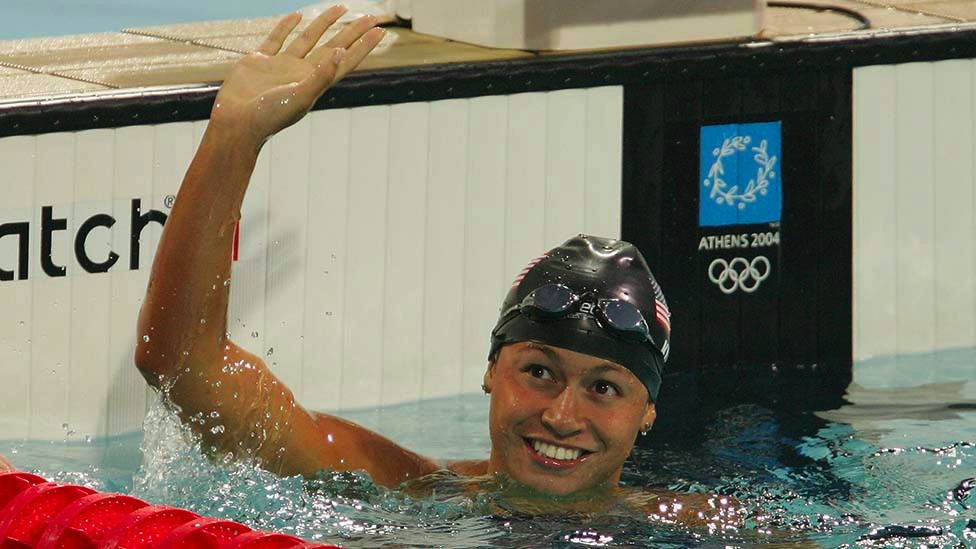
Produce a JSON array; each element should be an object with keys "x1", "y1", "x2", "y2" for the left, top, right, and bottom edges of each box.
[
  {"x1": 893, "y1": 63, "x2": 936, "y2": 357},
  {"x1": 300, "y1": 109, "x2": 351, "y2": 411},
  {"x1": 462, "y1": 95, "x2": 509, "y2": 392},
  {"x1": 264, "y1": 118, "x2": 313, "y2": 393},
  {"x1": 381, "y1": 102, "x2": 429, "y2": 406},
  {"x1": 0, "y1": 86, "x2": 624, "y2": 439},
  {"x1": 544, "y1": 89, "x2": 587, "y2": 245},
  {"x1": 933, "y1": 61, "x2": 976, "y2": 353},
  {"x1": 108, "y1": 125, "x2": 154, "y2": 436},
  {"x1": 0, "y1": 136, "x2": 35, "y2": 439},
  {"x1": 854, "y1": 59, "x2": 976, "y2": 361},
  {"x1": 421, "y1": 99, "x2": 469, "y2": 400},
  {"x1": 504, "y1": 93, "x2": 549, "y2": 282},
  {"x1": 30, "y1": 132, "x2": 75, "y2": 440},
  {"x1": 339, "y1": 105, "x2": 391, "y2": 410},
  {"x1": 68, "y1": 129, "x2": 115, "y2": 438},
  {"x1": 853, "y1": 66, "x2": 898, "y2": 363}
]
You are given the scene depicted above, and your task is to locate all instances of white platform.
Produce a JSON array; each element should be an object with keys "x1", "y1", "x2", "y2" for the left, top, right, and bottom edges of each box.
[{"x1": 407, "y1": 0, "x2": 764, "y2": 51}]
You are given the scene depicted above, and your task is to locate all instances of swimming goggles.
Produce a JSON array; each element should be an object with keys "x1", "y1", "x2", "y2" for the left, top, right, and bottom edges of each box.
[{"x1": 506, "y1": 283, "x2": 654, "y2": 346}]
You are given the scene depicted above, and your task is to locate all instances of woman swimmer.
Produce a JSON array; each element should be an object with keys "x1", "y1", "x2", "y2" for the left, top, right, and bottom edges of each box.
[{"x1": 132, "y1": 6, "x2": 742, "y2": 525}]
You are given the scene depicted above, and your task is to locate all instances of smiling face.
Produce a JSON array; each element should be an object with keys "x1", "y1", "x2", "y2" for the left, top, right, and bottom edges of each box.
[{"x1": 483, "y1": 341, "x2": 656, "y2": 496}]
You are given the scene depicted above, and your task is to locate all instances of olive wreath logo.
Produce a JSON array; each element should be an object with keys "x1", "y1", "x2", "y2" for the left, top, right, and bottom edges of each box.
[{"x1": 703, "y1": 136, "x2": 778, "y2": 210}]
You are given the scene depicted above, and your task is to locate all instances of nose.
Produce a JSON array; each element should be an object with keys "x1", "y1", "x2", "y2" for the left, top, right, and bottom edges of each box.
[{"x1": 541, "y1": 387, "x2": 585, "y2": 438}]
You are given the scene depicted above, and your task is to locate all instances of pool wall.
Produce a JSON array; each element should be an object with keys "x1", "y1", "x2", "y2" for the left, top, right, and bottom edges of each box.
[
  {"x1": 4, "y1": 17, "x2": 976, "y2": 440},
  {"x1": 0, "y1": 88, "x2": 623, "y2": 440},
  {"x1": 853, "y1": 59, "x2": 976, "y2": 362}
]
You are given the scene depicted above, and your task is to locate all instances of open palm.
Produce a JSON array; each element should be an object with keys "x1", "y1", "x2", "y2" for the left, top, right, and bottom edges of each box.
[{"x1": 212, "y1": 6, "x2": 384, "y2": 145}]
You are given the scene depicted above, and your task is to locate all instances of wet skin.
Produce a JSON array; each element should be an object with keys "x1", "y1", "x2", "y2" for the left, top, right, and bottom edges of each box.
[
  {"x1": 483, "y1": 342, "x2": 656, "y2": 496},
  {"x1": 0, "y1": 453, "x2": 13, "y2": 472},
  {"x1": 130, "y1": 6, "x2": 743, "y2": 528},
  {"x1": 132, "y1": 5, "x2": 658, "y2": 500}
]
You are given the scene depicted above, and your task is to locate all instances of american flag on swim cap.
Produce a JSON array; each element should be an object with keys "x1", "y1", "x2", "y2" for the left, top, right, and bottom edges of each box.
[
  {"x1": 512, "y1": 253, "x2": 549, "y2": 289},
  {"x1": 652, "y1": 277, "x2": 671, "y2": 333}
]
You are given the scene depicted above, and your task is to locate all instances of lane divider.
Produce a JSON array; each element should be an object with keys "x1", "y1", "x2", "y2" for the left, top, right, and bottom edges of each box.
[{"x1": 0, "y1": 473, "x2": 341, "y2": 549}]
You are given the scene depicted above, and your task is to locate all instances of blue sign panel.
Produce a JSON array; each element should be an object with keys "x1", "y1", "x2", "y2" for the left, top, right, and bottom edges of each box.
[{"x1": 699, "y1": 121, "x2": 782, "y2": 227}]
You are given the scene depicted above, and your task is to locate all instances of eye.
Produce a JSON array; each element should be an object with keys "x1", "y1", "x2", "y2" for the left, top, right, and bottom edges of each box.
[
  {"x1": 523, "y1": 364, "x2": 554, "y2": 381},
  {"x1": 592, "y1": 380, "x2": 620, "y2": 397}
]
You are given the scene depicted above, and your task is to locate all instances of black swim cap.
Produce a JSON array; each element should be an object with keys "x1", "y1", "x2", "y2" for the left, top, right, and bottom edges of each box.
[{"x1": 489, "y1": 235, "x2": 671, "y2": 402}]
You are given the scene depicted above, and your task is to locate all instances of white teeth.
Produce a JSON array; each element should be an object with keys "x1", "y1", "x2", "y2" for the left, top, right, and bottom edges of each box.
[{"x1": 531, "y1": 440, "x2": 581, "y2": 461}]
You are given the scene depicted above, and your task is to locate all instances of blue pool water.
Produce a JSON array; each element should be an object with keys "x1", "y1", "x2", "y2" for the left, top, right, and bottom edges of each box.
[
  {"x1": 1, "y1": 0, "x2": 321, "y2": 40},
  {"x1": 3, "y1": 348, "x2": 975, "y2": 547}
]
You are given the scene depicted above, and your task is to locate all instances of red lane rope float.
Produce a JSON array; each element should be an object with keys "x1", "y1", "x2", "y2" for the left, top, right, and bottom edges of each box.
[
  {"x1": 97, "y1": 506, "x2": 201, "y2": 549},
  {"x1": 0, "y1": 474, "x2": 342, "y2": 549},
  {"x1": 0, "y1": 473, "x2": 46, "y2": 511},
  {"x1": 218, "y1": 532, "x2": 304, "y2": 549},
  {"x1": 156, "y1": 518, "x2": 251, "y2": 549},
  {"x1": 0, "y1": 482, "x2": 97, "y2": 549},
  {"x1": 37, "y1": 493, "x2": 149, "y2": 549}
]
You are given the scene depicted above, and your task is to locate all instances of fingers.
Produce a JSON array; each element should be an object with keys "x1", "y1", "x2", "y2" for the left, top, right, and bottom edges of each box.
[
  {"x1": 284, "y1": 4, "x2": 348, "y2": 58},
  {"x1": 290, "y1": 12, "x2": 384, "y2": 103},
  {"x1": 333, "y1": 27, "x2": 386, "y2": 81},
  {"x1": 293, "y1": 49, "x2": 343, "y2": 104},
  {"x1": 309, "y1": 26, "x2": 385, "y2": 83},
  {"x1": 324, "y1": 13, "x2": 380, "y2": 50},
  {"x1": 257, "y1": 12, "x2": 302, "y2": 56}
]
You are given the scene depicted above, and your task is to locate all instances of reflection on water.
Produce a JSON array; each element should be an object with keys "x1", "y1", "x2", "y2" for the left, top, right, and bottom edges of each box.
[{"x1": 2, "y1": 348, "x2": 975, "y2": 547}]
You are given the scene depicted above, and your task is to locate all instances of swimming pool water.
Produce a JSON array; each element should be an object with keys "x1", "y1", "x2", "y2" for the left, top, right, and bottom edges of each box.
[{"x1": 3, "y1": 348, "x2": 975, "y2": 547}]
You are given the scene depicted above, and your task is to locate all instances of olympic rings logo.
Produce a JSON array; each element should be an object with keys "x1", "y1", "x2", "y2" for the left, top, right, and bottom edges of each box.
[{"x1": 708, "y1": 256, "x2": 771, "y2": 294}]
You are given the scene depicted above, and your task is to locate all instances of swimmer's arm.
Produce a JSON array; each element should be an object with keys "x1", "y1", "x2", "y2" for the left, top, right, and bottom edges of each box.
[
  {"x1": 0, "y1": 453, "x2": 13, "y2": 472},
  {"x1": 136, "y1": 9, "x2": 383, "y2": 387},
  {"x1": 134, "y1": 11, "x2": 435, "y2": 486}
]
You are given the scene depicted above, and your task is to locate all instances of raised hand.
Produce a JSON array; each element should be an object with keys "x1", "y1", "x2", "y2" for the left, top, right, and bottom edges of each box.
[{"x1": 210, "y1": 5, "x2": 385, "y2": 148}]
